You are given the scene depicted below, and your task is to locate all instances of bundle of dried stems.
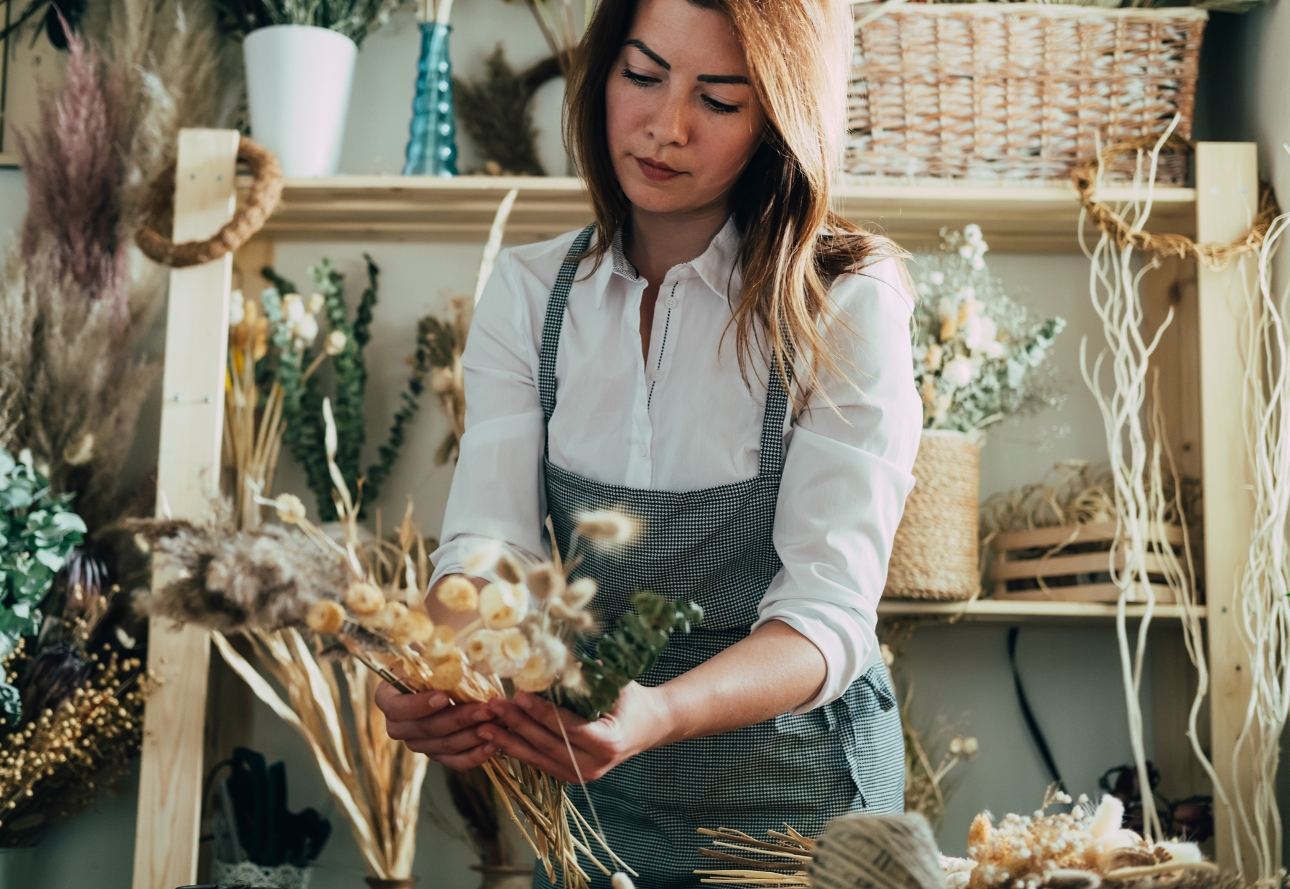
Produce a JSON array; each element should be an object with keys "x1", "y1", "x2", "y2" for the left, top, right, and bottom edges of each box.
[
  {"x1": 0, "y1": 0, "x2": 237, "y2": 526},
  {"x1": 1077, "y1": 121, "x2": 1213, "y2": 852}
]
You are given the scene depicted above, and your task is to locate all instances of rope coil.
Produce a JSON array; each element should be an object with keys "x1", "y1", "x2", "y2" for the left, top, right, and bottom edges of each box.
[
  {"x1": 136, "y1": 136, "x2": 284, "y2": 268},
  {"x1": 1071, "y1": 133, "x2": 1280, "y2": 271}
]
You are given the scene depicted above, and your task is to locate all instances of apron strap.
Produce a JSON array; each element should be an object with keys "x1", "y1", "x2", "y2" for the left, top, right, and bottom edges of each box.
[
  {"x1": 537, "y1": 223, "x2": 794, "y2": 480},
  {"x1": 539, "y1": 224, "x2": 596, "y2": 424}
]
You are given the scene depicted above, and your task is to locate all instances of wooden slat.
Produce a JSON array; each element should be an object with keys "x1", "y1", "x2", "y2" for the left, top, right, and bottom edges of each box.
[
  {"x1": 877, "y1": 600, "x2": 1204, "y2": 621},
  {"x1": 132, "y1": 129, "x2": 240, "y2": 889},
  {"x1": 991, "y1": 521, "x2": 1185, "y2": 550},
  {"x1": 238, "y1": 175, "x2": 1196, "y2": 252},
  {"x1": 993, "y1": 583, "x2": 1177, "y2": 604},
  {"x1": 991, "y1": 551, "x2": 1177, "y2": 581},
  {"x1": 1194, "y1": 142, "x2": 1259, "y2": 874}
]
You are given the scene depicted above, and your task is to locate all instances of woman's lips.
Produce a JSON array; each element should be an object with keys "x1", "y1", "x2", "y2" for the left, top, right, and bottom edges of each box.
[{"x1": 635, "y1": 157, "x2": 683, "y2": 182}]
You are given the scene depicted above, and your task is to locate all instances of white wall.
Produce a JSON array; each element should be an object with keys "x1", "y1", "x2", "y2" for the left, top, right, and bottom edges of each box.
[{"x1": 5, "y1": 4, "x2": 1283, "y2": 884}]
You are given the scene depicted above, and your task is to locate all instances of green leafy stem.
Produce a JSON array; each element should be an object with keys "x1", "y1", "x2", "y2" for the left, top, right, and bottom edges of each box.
[{"x1": 558, "y1": 592, "x2": 703, "y2": 721}]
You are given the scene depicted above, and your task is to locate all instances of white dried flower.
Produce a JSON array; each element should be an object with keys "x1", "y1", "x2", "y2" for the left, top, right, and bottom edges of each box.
[
  {"x1": 965, "y1": 314, "x2": 999, "y2": 353},
  {"x1": 574, "y1": 510, "x2": 636, "y2": 545},
  {"x1": 295, "y1": 314, "x2": 319, "y2": 344},
  {"x1": 464, "y1": 629, "x2": 502, "y2": 667},
  {"x1": 1088, "y1": 796, "x2": 1124, "y2": 842},
  {"x1": 480, "y1": 582, "x2": 529, "y2": 629},
  {"x1": 963, "y1": 737, "x2": 979, "y2": 756},
  {"x1": 964, "y1": 224, "x2": 983, "y2": 244},
  {"x1": 942, "y1": 356, "x2": 975, "y2": 388},
  {"x1": 561, "y1": 662, "x2": 589, "y2": 695},
  {"x1": 229, "y1": 289, "x2": 246, "y2": 327},
  {"x1": 611, "y1": 874, "x2": 636, "y2": 889},
  {"x1": 325, "y1": 330, "x2": 348, "y2": 356},
  {"x1": 283, "y1": 293, "x2": 305, "y2": 323},
  {"x1": 275, "y1": 493, "x2": 307, "y2": 524},
  {"x1": 514, "y1": 653, "x2": 555, "y2": 692},
  {"x1": 929, "y1": 271, "x2": 945, "y2": 286},
  {"x1": 306, "y1": 292, "x2": 325, "y2": 314},
  {"x1": 937, "y1": 296, "x2": 959, "y2": 322},
  {"x1": 950, "y1": 736, "x2": 964, "y2": 756}
]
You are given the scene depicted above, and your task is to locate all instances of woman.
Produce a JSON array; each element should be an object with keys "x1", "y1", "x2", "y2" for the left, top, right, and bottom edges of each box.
[{"x1": 377, "y1": 0, "x2": 921, "y2": 884}]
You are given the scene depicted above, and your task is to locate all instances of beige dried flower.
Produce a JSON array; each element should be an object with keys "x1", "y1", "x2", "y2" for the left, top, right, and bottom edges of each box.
[
  {"x1": 390, "y1": 609, "x2": 435, "y2": 647},
  {"x1": 429, "y1": 366, "x2": 456, "y2": 396},
  {"x1": 526, "y1": 564, "x2": 565, "y2": 602},
  {"x1": 344, "y1": 582, "x2": 385, "y2": 617},
  {"x1": 514, "y1": 653, "x2": 554, "y2": 692},
  {"x1": 307, "y1": 599, "x2": 346, "y2": 634},
  {"x1": 275, "y1": 494, "x2": 307, "y2": 524},
  {"x1": 436, "y1": 576, "x2": 479, "y2": 613},
  {"x1": 324, "y1": 330, "x2": 347, "y2": 356},
  {"x1": 575, "y1": 510, "x2": 636, "y2": 545},
  {"x1": 373, "y1": 600, "x2": 408, "y2": 632},
  {"x1": 495, "y1": 553, "x2": 524, "y2": 585},
  {"x1": 306, "y1": 293, "x2": 325, "y2": 314},
  {"x1": 464, "y1": 629, "x2": 501, "y2": 667},
  {"x1": 429, "y1": 656, "x2": 464, "y2": 691},
  {"x1": 492, "y1": 628, "x2": 531, "y2": 677},
  {"x1": 480, "y1": 583, "x2": 528, "y2": 629},
  {"x1": 426, "y1": 625, "x2": 458, "y2": 662},
  {"x1": 563, "y1": 578, "x2": 597, "y2": 611}
]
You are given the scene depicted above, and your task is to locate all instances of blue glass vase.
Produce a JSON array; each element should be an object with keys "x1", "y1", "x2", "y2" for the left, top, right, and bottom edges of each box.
[{"x1": 403, "y1": 21, "x2": 458, "y2": 176}]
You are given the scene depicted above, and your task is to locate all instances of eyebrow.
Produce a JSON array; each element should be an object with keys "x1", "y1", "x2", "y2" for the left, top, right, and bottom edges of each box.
[
  {"x1": 626, "y1": 39, "x2": 670, "y2": 70},
  {"x1": 625, "y1": 40, "x2": 751, "y2": 85}
]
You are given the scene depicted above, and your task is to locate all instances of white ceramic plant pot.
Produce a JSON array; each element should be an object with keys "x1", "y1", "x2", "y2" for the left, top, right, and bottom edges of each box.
[
  {"x1": 0, "y1": 847, "x2": 35, "y2": 888},
  {"x1": 244, "y1": 24, "x2": 358, "y2": 177}
]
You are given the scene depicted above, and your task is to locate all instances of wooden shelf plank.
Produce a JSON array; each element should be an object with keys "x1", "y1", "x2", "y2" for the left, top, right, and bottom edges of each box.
[
  {"x1": 242, "y1": 175, "x2": 1197, "y2": 252},
  {"x1": 0, "y1": 153, "x2": 18, "y2": 168},
  {"x1": 877, "y1": 599, "x2": 1206, "y2": 622}
]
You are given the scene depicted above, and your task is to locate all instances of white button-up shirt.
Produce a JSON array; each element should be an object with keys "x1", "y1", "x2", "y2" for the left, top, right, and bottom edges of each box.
[{"x1": 431, "y1": 219, "x2": 922, "y2": 712}]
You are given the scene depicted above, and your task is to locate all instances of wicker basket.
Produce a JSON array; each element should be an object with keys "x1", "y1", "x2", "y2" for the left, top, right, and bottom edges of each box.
[
  {"x1": 988, "y1": 521, "x2": 1185, "y2": 603},
  {"x1": 884, "y1": 430, "x2": 980, "y2": 601},
  {"x1": 846, "y1": 4, "x2": 1207, "y2": 183}
]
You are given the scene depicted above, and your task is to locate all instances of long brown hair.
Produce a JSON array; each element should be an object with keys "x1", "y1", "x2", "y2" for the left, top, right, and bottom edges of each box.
[{"x1": 565, "y1": 0, "x2": 896, "y2": 406}]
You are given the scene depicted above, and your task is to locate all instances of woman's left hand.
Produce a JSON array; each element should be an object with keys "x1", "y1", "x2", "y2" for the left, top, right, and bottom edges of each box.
[{"x1": 479, "y1": 682, "x2": 672, "y2": 784}]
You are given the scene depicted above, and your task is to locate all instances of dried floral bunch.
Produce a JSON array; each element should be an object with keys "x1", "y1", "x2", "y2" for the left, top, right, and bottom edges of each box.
[
  {"x1": 455, "y1": 46, "x2": 561, "y2": 176},
  {"x1": 256, "y1": 256, "x2": 433, "y2": 521},
  {"x1": 902, "y1": 708, "x2": 978, "y2": 827},
  {"x1": 961, "y1": 790, "x2": 1210, "y2": 889},
  {"x1": 403, "y1": 294, "x2": 471, "y2": 466},
  {"x1": 695, "y1": 791, "x2": 1220, "y2": 889},
  {"x1": 213, "y1": 0, "x2": 397, "y2": 43},
  {"x1": 912, "y1": 226, "x2": 1066, "y2": 435},
  {"x1": 502, "y1": 0, "x2": 596, "y2": 73},
  {"x1": 0, "y1": 643, "x2": 145, "y2": 847}
]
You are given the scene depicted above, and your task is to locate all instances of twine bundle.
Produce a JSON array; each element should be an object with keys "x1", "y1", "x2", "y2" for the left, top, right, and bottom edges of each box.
[
  {"x1": 884, "y1": 431, "x2": 980, "y2": 601},
  {"x1": 809, "y1": 815, "x2": 944, "y2": 889},
  {"x1": 1072, "y1": 133, "x2": 1281, "y2": 272},
  {"x1": 135, "y1": 136, "x2": 284, "y2": 268}
]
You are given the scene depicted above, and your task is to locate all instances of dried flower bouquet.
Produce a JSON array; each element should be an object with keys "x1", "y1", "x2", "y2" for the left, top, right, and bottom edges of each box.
[
  {"x1": 913, "y1": 226, "x2": 1066, "y2": 435},
  {"x1": 137, "y1": 399, "x2": 699, "y2": 889}
]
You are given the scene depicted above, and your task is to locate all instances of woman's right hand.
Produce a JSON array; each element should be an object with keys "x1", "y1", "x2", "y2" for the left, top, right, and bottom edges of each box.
[{"x1": 375, "y1": 682, "x2": 498, "y2": 770}]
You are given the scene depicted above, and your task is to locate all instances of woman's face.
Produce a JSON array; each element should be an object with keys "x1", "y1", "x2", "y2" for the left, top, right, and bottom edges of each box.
[{"x1": 605, "y1": 0, "x2": 765, "y2": 217}]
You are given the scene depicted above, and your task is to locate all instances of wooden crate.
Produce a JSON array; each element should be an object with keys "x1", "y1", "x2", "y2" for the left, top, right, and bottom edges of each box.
[{"x1": 988, "y1": 521, "x2": 1188, "y2": 603}]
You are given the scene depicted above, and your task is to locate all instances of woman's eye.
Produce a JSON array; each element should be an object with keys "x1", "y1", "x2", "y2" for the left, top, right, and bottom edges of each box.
[
  {"x1": 621, "y1": 68, "x2": 658, "y2": 87},
  {"x1": 703, "y1": 96, "x2": 739, "y2": 115}
]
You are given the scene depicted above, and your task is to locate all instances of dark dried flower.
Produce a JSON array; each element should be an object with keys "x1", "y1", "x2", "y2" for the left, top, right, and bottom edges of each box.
[{"x1": 128, "y1": 519, "x2": 348, "y2": 633}]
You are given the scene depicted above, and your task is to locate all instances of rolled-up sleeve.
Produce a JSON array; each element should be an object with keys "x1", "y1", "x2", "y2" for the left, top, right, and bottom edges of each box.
[
  {"x1": 753, "y1": 258, "x2": 922, "y2": 713},
  {"x1": 430, "y1": 250, "x2": 550, "y2": 585}
]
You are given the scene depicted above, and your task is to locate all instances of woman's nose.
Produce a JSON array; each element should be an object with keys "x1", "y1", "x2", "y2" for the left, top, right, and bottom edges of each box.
[{"x1": 647, "y1": 89, "x2": 690, "y2": 147}]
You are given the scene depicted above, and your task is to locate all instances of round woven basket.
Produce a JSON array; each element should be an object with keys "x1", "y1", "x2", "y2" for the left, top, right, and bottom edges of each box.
[{"x1": 884, "y1": 430, "x2": 980, "y2": 601}]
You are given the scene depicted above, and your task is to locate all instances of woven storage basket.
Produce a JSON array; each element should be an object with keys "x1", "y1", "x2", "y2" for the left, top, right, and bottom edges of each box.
[
  {"x1": 884, "y1": 430, "x2": 980, "y2": 601},
  {"x1": 846, "y1": 4, "x2": 1207, "y2": 183}
]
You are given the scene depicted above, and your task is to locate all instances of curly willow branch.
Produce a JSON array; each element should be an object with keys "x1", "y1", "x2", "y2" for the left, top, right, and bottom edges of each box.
[
  {"x1": 1073, "y1": 132, "x2": 1280, "y2": 272},
  {"x1": 1077, "y1": 120, "x2": 1218, "y2": 849},
  {"x1": 1226, "y1": 178, "x2": 1290, "y2": 885}
]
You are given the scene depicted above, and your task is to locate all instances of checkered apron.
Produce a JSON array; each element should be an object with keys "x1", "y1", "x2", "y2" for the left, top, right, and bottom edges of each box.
[{"x1": 536, "y1": 226, "x2": 905, "y2": 889}]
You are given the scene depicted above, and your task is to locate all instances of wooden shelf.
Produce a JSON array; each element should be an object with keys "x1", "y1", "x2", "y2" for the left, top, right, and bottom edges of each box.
[
  {"x1": 245, "y1": 175, "x2": 1197, "y2": 253},
  {"x1": 0, "y1": 153, "x2": 18, "y2": 168},
  {"x1": 877, "y1": 599, "x2": 1206, "y2": 622}
]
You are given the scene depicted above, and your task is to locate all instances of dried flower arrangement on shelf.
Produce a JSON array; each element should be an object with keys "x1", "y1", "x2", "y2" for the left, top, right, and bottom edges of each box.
[
  {"x1": 455, "y1": 46, "x2": 561, "y2": 177},
  {"x1": 249, "y1": 255, "x2": 434, "y2": 521},
  {"x1": 912, "y1": 226, "x2": 1066, "y2": 435},
  {"x1": 695, "y1": 791, "x2": 1224, "y2": 889},
  {"x1": 212, "y1": 0, "x2": 396, "y2": 43}
]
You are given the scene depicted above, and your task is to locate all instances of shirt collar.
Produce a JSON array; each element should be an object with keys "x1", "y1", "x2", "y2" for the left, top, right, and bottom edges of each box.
[{"x1": 604, "y1": 216, "x2": 742, "y2": 306}]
